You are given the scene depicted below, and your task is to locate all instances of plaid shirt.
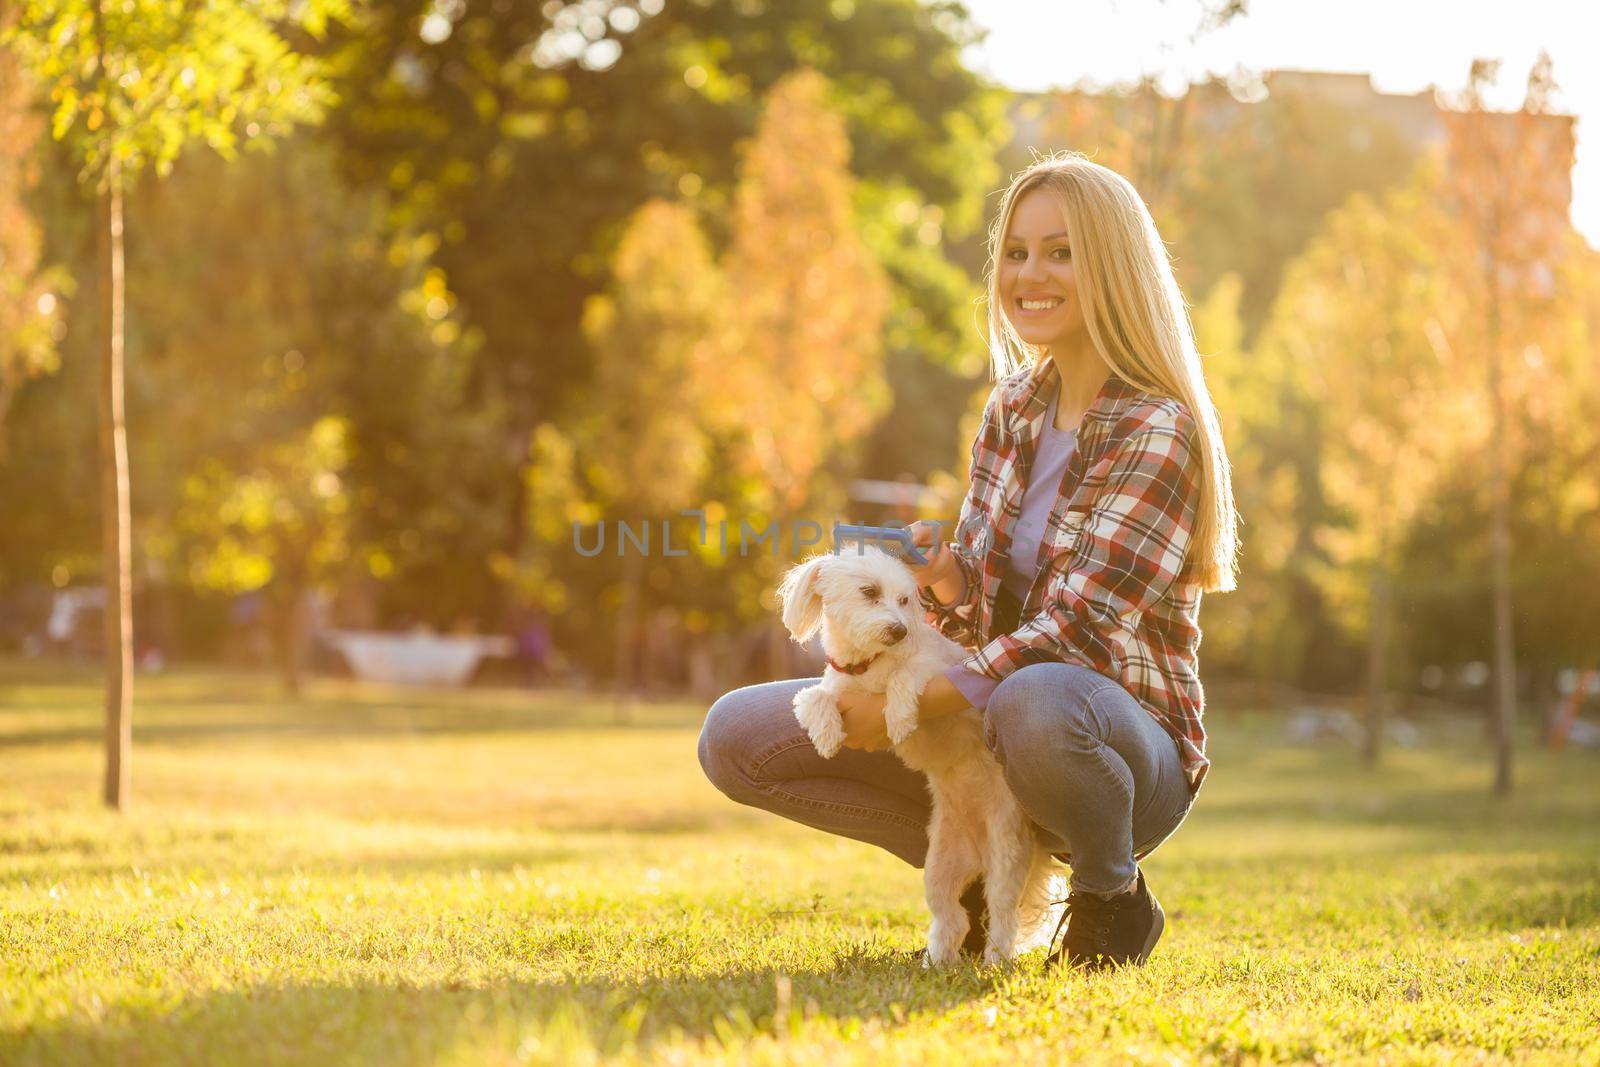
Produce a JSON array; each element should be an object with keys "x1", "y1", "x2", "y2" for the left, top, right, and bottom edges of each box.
[{"x1": 920, "y1": 359, "x2": 1210, "y2": 792}]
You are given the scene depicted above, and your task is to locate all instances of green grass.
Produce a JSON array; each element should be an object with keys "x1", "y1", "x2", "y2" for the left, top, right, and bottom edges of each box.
[{"x1": 1, "y1": 657, "x2": 1597, "y2": 1065}]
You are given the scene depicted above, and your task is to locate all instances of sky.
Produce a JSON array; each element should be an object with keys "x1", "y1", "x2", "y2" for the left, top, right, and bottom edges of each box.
[{"x1": 957, "y1": 0, "x2": 1598, "y2": 245}]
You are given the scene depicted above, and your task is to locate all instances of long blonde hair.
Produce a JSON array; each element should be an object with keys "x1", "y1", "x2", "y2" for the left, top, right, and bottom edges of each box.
[{"x1": 983, "y1": 151, "x2": 1240, "y2": 593}]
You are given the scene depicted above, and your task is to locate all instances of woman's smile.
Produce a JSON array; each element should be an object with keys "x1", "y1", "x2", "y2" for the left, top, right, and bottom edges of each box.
[{"x1": 1016, "y1": 294, "x2": 1065, "y2": 315}]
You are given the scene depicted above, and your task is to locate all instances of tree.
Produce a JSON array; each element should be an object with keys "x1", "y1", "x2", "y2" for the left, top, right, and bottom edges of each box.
[
  {"x1": 1257, "y1": 168, "x2": 1471, "y2": 764},
  {"x1": 717, "y1": 68, "x2": 890, "y2": 676},
  {"x1": 6, "y1": 0, "x2": 352, "y2": 808},
  {"x1": 1440, "y1": 54, "x2": 1575, "y2": 794},
  {"x1": 127, "y1": 137, "x2": 474, "y2": 696},
  {"x1": 1190, "y1": 272, "x2": 1303, "y2": 687},
  {"x1": 0, "y1": 23, "x2": 64, "y2": 446},
  {"x1": 1386, "y1": 229, "x2": 1600, "y2": 751},
  {"x1": 1181, "y1": 82, "x2": 1421, "y2": 337},
  {"x1": 530, "y1": 71, "x2": 893, "y2": 691},
  {"x1": 717, "y1": 69, "x2": 890, "y2": 517},
  {"x1": 577, "y1": 198, "x2": 724, "y2": 714},
  {"x1": 327, "y1": 0, "x2": 1005, "y2": 622},
  {"x1": 175, "y1": 419, "x2": 352, "y2": 695}
]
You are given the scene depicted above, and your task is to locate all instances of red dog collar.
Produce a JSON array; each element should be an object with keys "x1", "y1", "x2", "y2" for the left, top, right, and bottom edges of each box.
[{"x1": 826, "y1": 652, "x2": 882, "y2": 675}]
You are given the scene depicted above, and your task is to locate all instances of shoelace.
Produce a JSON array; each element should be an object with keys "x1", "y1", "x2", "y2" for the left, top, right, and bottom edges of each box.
[{"x1": 1046, "y1": 891, "x2": 1120, "y2": 966}]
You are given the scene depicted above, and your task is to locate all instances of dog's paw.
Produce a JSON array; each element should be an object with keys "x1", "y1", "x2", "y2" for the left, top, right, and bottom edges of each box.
[
  {"x1": 923, "y1": 921, "x2": 965, "y2": 967},
  {"x1": 812, "y1": 725, "x2": 844, "y2": 759},
  {"x1": 982, "y1": 940, "x2": 1019, "y2": 967},
  {"x1": 794, "y1": 690, "x2": 844, "y2": 759}
]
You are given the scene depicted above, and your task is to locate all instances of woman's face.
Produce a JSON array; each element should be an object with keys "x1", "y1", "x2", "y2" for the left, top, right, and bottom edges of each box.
[{"x1": 998, "y1": 188, "x2": 1086, "y2": 352}]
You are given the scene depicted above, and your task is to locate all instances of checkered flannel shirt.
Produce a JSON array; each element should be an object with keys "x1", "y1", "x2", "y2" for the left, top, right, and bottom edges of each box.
[{"x1": 920, "y1": 358, "x2": 1211, "y2": 792}]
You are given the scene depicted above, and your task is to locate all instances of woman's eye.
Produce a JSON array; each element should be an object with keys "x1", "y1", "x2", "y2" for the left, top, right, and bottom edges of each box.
[{"x1": 1052, "y1": 247, "x2": 1071, "y2": 259}]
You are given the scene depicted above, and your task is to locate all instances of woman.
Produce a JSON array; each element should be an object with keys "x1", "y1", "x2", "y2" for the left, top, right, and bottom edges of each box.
[{"x1": 698, "y1": 152, "x2": 1240, "y2": 971}]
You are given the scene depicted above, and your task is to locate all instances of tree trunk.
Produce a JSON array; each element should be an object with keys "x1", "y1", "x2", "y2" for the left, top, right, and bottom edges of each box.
[
  {"x1": 1485, "y1": 262, "x2": 1517, "y2": 796},
  {"x1": 1487, "y1": 342, "x2": 1517, "y2": 796},
  {"x1": 493, "y1": 418, "x2": 534, "y2": 632},
  {"x1": 274, "y1": 579, "x2": 307, "y2": 699},
  {"x1": 688, "y1": 635, "x2": 717, "y2": 704},
  {"x1": 767, "y1": 617, "x2": 789, "y2": 681},
  {"x1": 279, "y1": 541, "x2": 317, "y2": 699},
  {"x1": 98, "y1": 153, "x2": 133, "y2": 811},
  {"x1": 1362, "y1": 563, "x2": 1390, "y2": 767},
  {"x1": 612, "y1": 545, "x2": 642, "y2": 723}
]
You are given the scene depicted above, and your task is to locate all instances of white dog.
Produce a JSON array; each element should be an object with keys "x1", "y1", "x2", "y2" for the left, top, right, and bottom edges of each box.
[{"x1": 776, "y1": 545, "x2": 1066, "y2": 965}]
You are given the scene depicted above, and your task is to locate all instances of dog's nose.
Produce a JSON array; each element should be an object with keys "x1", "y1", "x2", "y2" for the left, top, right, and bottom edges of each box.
[{"x1": 885, "y1": 622, "x2": 907, "y2": 643}]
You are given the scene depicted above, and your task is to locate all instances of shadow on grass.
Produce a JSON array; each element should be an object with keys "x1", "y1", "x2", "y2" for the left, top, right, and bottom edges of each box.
[
  {"x1": 0, "y1": 714, "x2": 703, "y2": 748},
  {"x1": 1191, "y1": 785, "x2": 1600, "y2": 834},
  {"x1": 0, "y1": 689, "x2": 711, "y2": 748},
  {"x1": 0, "y1": 660, "x2": 713, "y2": 743},
  {"x1": 0, "y1": 839, "x2": 594, "y2": 886},
  {"x1": 2, "y1": 950, "x2": 1004, "y2": 1066}
]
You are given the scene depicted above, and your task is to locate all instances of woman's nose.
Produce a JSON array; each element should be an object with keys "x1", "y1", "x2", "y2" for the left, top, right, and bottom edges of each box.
[{"x1": 1018, "y1": 252, "x2": 1047, "y2": 283}]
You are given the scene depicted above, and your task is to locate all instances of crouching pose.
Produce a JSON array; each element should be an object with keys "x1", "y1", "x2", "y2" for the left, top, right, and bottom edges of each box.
[{"x1": 700, "y1": 151, "x2": 1240, "y2": 972}]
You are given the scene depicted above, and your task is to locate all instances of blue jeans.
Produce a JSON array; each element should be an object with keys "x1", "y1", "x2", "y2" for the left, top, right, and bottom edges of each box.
[{"x1": 698, "y1": 661, "x2": 1196, "y2": 895}]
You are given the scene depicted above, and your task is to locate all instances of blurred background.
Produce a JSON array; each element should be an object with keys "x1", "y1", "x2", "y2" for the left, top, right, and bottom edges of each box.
[{"x1": 2, "y1": 0, "x2": 1597, "y2": 781}]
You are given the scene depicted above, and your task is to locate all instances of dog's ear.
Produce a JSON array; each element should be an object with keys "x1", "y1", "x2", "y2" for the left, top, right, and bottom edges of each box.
[{"x1": 777, "y1": 555, "x2": 827, "y2": 643}]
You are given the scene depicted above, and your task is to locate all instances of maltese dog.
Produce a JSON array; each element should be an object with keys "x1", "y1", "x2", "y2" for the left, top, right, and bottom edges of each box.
[{"x1": 776, "y1": 544, "x2": 1066, "y2": 965}]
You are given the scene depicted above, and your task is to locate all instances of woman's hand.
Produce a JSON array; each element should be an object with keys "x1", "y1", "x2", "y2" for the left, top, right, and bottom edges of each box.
[
  {"x1": 908, "y1": 519, "x2": 966, "y2": 608},
  {"x1": 835, "y1": 677, "x2": 972, "y2": 753},
  {"x1": 907, "y1": 520, "x2": 958, "y2": 589},
  {"x1": 836, "y1": 690, "x2": 891, "y2": 751}
]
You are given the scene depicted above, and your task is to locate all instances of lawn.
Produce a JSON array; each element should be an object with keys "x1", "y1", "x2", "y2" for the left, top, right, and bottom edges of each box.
[{"x1": 1, "y1": 658, "x2": 1597, "y2": 1065}]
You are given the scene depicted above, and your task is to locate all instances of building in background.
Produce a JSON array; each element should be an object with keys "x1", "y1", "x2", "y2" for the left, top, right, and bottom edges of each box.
[{"x1": 1008, "y1": 69, "x2": 1575, "y2": 223}]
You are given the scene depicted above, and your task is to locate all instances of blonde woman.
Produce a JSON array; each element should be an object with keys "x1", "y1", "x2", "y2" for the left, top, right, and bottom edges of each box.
[{"x1": 699, "y1": 152, "x2": 1239, "y2": 971}]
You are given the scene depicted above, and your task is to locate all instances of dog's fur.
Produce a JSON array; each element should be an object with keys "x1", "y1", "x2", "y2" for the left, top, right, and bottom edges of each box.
[{"x1": 776, "y1": 545, "x2": 1066, "y2": 965}]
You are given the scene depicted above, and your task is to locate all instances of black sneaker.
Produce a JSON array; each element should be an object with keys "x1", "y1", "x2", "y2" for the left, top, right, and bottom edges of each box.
[
  {"x1": 1046, "y1": 869, "x2": 1164, "y2": 972},
  {"x1": 904, "y1": 878, "x2": 988, "y2": 963}
]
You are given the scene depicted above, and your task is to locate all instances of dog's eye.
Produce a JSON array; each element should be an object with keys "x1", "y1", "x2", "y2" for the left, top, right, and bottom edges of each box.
[
  {"x1": 861, "y1": 585, "x2": 880, "y2": 600},
  {"x1": 899, "y1": 595, "x2": 909, "y2": 606}
]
